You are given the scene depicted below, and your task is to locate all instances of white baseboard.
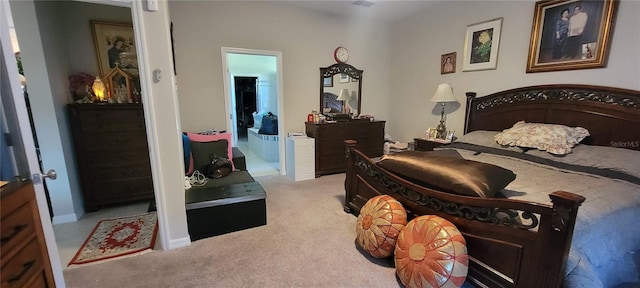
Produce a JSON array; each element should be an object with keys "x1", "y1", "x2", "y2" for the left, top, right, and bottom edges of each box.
[
  {"x1": 167, "y1": 236, "x2": 191, "y2": 250},
  {"x1": 52, "y1": 213, "x2": 78, "y2": 224}
]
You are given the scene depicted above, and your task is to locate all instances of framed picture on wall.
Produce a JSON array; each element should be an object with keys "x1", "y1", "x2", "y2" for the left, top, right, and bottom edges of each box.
[
  {"x1": 323, "y1": 77, "x2": 333, "y2": 87},
  {"x1": 526, "y1": 0, "x2": 618, "y2": 73},
  {"x1": 339, "y1": 73, "x2": 349, "y2": 83},
  {"x1": 91, "y1": 21, "x2": 139, "y2": 76},
  {"x1": 441, "y1": 52, "x2": 456, "y2": 74},
  {"x1": 462, "y1": 18, "x2": 503, "y2": 72}
]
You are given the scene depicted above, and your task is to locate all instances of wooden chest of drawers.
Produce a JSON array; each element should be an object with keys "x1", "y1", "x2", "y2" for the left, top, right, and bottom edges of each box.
[
  {"x1": 305, "y1": 120, "x2": 385, "y2": 177},
  {"x1": 1, "y1": 181, "x2": 54, "y2": 287},
  {"x1": 68, "y1": 104, "x2": 154, "y2": 211}
]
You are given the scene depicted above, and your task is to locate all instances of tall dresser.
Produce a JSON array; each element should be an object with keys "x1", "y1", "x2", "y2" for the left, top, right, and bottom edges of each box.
[
  {"x1": 305, "y1": 120, "x2": 385, "y2": 177},
  {"x1": 68, "y1": 104, "x2": 154, "y2": 211}
]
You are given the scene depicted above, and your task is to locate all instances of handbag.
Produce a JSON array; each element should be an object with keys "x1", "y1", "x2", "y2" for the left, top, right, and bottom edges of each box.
[{"x1": 207, "y1": 154, "x2": 232, "y2": 179}]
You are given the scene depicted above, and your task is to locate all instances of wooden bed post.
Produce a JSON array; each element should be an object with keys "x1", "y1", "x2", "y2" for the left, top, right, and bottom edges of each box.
[
  {"x1": 344, "y1": 140, "x2": 357, "y2": 213},
  {"x1": 464, "y1": 92, "x2": 476, "y2": 134},
  {"x1": 545, "y1": 191, "x2": 586, "y2": 287}
]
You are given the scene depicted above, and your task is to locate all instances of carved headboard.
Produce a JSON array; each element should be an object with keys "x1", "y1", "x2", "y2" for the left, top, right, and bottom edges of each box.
[{"x1": 464, "y1": 84, "x2": 640, "y2": 150}]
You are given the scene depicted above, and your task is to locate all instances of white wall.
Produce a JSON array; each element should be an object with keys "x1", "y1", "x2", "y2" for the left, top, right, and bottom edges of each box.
[
  {"x1": 389, "y1": 0, "x2": 640, "y2": 143},
  {"x1": 169, "y1": 1, "x2": 392, "y2": 134},
  {"x1": 227, "y1": 53, "x2": 277, "y2": 115}
]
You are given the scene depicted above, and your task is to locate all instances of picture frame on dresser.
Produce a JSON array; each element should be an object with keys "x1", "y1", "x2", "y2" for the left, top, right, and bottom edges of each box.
[{"x1": 526, "y1": 0, "x2": 618, "y2": 73}]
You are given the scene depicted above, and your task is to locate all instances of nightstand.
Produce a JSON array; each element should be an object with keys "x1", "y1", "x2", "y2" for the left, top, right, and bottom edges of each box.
[{"x1": 413, "y1": 138, "x2": 448, "y2": 151}]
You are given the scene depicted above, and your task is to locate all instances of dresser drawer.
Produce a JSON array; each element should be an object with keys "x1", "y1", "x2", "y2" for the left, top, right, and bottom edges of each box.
[
  {"x1": 85, "y1": 149, "x2": 151, "y2": 168},
  {"x1": 76, "y1": 107, "x2": 144, "y2": 123},
  {"x1": 1, "y1": 239, "x2": 44, "y2": 288},
  {"x1": 0, "y1": 204, "x2": 36, "y2": 260},
  {"x1": 92, "y1": 177, "x2": 154, "y2": 201},
  {"x1": 90, "y1": 165, "x2": 152, "y2": 183},
  {"x1": 80, "y1": 120, "x2": 145, "y2": 133},
  {"x1": 82, "y1": 132, "x2": 149, "y2": 150}
]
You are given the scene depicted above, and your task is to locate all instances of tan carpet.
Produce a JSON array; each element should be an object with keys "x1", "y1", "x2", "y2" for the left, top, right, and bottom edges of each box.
[{"x1": 63, "y1": 174, "x2": 401, "y2": 287}]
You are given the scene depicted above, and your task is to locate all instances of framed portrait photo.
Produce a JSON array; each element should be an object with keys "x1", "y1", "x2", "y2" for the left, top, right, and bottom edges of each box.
[
  {"x1": 445, "y1": 130, "x2": 455, "y2": 142},
  {"x1": 91, "y1": 21, "x2": 139, "y2": 76},
  {"x1": 526, "y1": 0, "x2": 618, "y2": 73},
  {"x1": 441, "y1": 52, "x2": 456, "y2": 74},
  {"x1": 426, "y1": 128, "x2": 438, "y2": 140},
  {"x1": 463, "y1": 17, "x2": 503, "y2": 72},
  {"x1": 323, "y1": 77, "x2": 333, "y2": 87}
]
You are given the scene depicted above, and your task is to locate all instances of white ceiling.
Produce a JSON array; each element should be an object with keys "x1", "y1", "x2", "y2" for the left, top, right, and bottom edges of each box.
[{"x1": 278, "y1": 0, "x2": 439, "y2": 22}]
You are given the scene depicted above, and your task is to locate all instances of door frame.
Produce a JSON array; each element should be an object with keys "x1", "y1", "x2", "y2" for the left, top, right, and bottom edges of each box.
[
  {"x1": 220, "y1": 47, "x2": 285, "y2": 175},
  {"x1": 0, "y1": 1, "x2": 64, "y2": 284}
]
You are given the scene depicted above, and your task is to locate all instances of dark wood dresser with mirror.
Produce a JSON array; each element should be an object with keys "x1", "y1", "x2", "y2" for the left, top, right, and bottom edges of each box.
[
  {"x1": 305, "y1": 120, "x2": 385, "y2": 177},
  {"x1": 68, "y1": 103, "x2": 154, "y2": 211}
]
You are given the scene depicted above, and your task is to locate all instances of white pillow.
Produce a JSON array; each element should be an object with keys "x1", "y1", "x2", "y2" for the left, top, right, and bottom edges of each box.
[{"x1": 495, "y1": 121, "x2": 590, "y2": 155}]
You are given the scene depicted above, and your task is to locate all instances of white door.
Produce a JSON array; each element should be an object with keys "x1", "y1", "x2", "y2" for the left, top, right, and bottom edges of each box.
[{"x1": 0, "y1": 3, "x2": 65, "y2": 286}]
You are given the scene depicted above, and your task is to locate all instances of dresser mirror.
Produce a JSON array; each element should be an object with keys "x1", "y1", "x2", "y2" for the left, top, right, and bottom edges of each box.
[{"x1": 319, "y1": 63, "x2": 363, "y2": 116}]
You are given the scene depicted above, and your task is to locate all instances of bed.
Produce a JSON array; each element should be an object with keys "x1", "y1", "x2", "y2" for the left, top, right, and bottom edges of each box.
[{"x1": 344, "y1": 84, "x2": 640, "y2": 288}]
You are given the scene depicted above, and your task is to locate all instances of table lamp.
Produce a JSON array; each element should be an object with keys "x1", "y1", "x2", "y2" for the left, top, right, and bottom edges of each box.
[
  {"x1": 430, "y1": 83, "x2": 458, "y2": 139},
  {"x1": 92, "y1": 76, "x2": 106, "y2": 102},
  {"x1": 337, "y1": 88, "x2": 351, "y2": 114}
]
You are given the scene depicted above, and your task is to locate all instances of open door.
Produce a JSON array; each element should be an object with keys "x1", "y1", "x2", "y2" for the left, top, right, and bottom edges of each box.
[{"x1": 0, "y1": 2, "x2": 65, "y2": 284}]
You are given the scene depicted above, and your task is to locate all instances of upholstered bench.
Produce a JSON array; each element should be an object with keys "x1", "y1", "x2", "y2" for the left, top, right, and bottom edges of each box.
[{"x1": 186, "y1": 181, "x2": 266, "y2": 241}]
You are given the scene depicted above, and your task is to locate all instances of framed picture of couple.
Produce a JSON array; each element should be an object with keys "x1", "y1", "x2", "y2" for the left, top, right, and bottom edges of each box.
[{"x1": 526, "y1": 0, "x2": 618, "y2": 73}]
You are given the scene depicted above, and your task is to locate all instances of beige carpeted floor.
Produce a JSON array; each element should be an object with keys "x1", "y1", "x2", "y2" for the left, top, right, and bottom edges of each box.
[{"x1": 63, "y1": 174, "x2": 402, "y2": 287}]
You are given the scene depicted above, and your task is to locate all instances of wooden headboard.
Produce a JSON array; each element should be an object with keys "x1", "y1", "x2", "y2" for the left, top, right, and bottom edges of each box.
[{"x1": 464, "y1": 84, "x2": 640, "y2": 150}]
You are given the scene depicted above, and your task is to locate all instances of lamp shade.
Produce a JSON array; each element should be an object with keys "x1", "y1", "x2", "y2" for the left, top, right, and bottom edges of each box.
[
  {"x1": 430, "y1": 83, "x2": 457, "y2": 103},
  {"x1": 92, "y1": 76, "x2": 106, "y2": 102},
  {"x1": 337, "y1": 88, "x2": 351, "y2": 101}
]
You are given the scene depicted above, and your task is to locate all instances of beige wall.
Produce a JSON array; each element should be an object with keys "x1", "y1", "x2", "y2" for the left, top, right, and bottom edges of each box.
[
  {"x1": 388, "y1": 0, "x2": 640, "y2": 143},
  {"x1": 168, "y1": 1, "x2": 392, "y2": 135}
]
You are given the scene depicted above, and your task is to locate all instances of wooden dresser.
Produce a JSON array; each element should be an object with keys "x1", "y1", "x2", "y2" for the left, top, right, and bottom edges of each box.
[
  {"x1": 305, "y1": 120, "x2": 385, "y2": 177},
  {"x1": 68, "y1": 104, "x2": 154, "y2": 211},
  {"x1": 1, "y1": 181, "x2": 55, "y2": 287}
]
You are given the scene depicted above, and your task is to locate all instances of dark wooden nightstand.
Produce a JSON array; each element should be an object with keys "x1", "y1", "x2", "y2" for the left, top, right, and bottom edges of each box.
[{"x1": 413, "y1": 138, "x2": 449, "y2": 151}]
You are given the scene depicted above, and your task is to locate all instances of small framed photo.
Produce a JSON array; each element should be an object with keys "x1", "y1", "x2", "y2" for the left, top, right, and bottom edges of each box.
[
  {"x1": 445, "y1": 130, "x2": 456, "y2": 142},
  {"x1": 463, "y1": 17, "x2": 503, "y2": 72},
  {"x1": 441, "y1": 52, "x2": 456, "y2": 74},
  {"x1": 339, "y1": 73, "x2": 349, "y2": 83},
  {"x1": 323, "y1": 77, "x2": 333, "y2": 87},
  {"x1": 426, "y1": 128, "x2": 438, "y2": 140}
]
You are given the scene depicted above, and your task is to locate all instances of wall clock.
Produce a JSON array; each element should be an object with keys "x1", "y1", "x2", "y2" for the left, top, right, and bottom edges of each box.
[{"x1": 334, "y1": 46, "x2": 349, "y2": 63}]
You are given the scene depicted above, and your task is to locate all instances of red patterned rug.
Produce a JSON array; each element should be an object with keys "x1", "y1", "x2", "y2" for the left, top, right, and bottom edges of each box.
[{"x1": 68, "y1": 212, "x2": 158, "y2": 266}]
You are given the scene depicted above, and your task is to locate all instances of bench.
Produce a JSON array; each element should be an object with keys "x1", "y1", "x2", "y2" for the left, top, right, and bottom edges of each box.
[{"x1": 186, "y1": 181, "x2": 266, "y2": 241}]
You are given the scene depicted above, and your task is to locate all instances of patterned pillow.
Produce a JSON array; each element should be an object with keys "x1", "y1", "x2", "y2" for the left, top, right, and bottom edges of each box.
[
  {"x1": 356, "y1": 195, "x2": 407, "y2": 258},
  {"x1": 395, "y1": 215, "x2": 468, "y2": 288},
  {"x1": 495, "y1": 121, "x2": 590, "y2": 155}
]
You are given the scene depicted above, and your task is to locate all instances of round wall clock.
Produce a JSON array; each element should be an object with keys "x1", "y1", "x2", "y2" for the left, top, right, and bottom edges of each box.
[{"x1": 334, "y1": 46, "x2": 349, "y2": 63}]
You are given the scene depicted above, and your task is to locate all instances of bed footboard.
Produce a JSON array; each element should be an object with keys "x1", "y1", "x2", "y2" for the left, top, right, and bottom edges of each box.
[{"x1": 344, "y1": 140, "x2": 585, "y2": 288}]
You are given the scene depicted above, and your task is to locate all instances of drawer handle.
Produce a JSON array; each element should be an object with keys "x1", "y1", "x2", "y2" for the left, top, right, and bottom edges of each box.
[
  {"x1": 0, "y1": 224, "x2": 27, "y2": 245},
  {"x1": 7, "y1": 259, "x2": 36, "y2": 284}
]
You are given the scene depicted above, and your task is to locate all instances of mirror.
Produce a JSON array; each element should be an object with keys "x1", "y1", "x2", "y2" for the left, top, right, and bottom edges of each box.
[{"x1": 320, "y1": 63, "x2": 363, "y2": 116}]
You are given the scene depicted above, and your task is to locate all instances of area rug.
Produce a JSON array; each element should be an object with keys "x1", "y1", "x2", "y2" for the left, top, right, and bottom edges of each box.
[{"x1": 68, "y1": 212, "x2": 158, "y2": 266}]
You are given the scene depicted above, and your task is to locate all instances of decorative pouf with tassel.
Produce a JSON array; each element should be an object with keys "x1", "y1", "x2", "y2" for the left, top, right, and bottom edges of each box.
[
  {"x1": 355, "y1": 195, "x2": 407, "y2": 258},
  {"x1": 394, "y1": 215, "x2": 468, "y2": 288}
]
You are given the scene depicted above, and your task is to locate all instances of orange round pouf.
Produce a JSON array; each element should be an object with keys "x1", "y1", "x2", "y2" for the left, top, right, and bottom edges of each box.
[
  {"x1": 395, "y1": 215, "x2": 468, "y2": 288},
  {"x1": 356, "y1": 195, "x2": 407, "y2": 258}
]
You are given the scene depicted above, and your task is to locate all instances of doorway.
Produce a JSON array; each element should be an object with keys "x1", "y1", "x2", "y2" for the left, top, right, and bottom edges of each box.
[
  {"x1": 3, "y1": 0, "x2": 162, "y2": 274},
  {"x1": 234, "y1": 76, "x2": 257, "y2": 140},
  {"x1": 221, "y1": 48, "x2": 285, "y2": 177}
]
